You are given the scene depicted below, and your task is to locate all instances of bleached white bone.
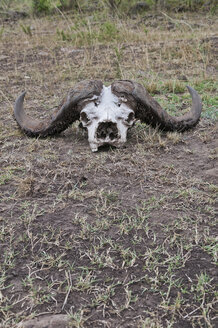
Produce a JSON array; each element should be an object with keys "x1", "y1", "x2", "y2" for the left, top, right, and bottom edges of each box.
[{"x1": 80, "y1": 86, "x2": 135, "y2": 151}]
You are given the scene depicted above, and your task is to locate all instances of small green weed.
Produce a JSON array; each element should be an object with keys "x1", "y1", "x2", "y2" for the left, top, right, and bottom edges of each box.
[
  {"x1": 20, "y1": 24, "x2": 32, "y2": 36},
  {"x1": 99, "y1": 21, "x2": 119, "y2": 42},
  {"x1": 0, "y1": 27, "x2": 4, "y2": 39},
  {"x1": 32, "y1": 0, "x2": 51, "y2": 14},
  {"x1": 0, "y1": 171, "x2": 13, "y2": 185},
  {"x1": 57, "y1": 28, "x2": 72, "y2": 41}
]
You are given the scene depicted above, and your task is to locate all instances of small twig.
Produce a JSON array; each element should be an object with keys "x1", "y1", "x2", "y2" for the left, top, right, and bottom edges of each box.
[
  {"x1": 183, "y1": 305, "x2": 202, "y2": 319},
  {"x1": 9, "y1": 296, "x2": 29, "y2": 307},
  {"x1": 62, "y1": 270, "x2": 73, "y2": 310},
  {"x1": 29, "y1": 311, "x2": 56, "y2": 318},
  {"x1": 183, "y1": 300, "x2": 218, "y2": 319}
]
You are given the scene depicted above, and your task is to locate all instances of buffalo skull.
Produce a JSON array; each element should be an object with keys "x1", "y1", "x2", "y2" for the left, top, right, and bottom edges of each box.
[{"x1": 14, "y1": 80, "x2": 202, "y2": 152}]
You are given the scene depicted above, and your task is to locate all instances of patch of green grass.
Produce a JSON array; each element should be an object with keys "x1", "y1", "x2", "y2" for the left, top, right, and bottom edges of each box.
[
  {"x1": 203, "y1": 238, "x2": 218, "y2": 263},
  {"x1": 162, "y1": 80, "x2": 186, "y2": 93},
  {"x1": 194, "y1": 79, "x2": 218, "y2": 93},
  {"x1": 145, "y1": 80, "x2": 186, "y2": 96},
  {"x1": 201, "y1": 95, "x2": 218, "y2": 120},
  {"x1": 32, "y1": 0, "x2": 51, "y2": 14},
  {"x1": 20, "y1": 23, "x2": 32, "y2": 36},
  {"x1": 152, "y1": 80, "x2": 218, "y2": 120},
  {"x1": 99, "y1": 21, "x2": 120, "y2": 42},
  {"x1": 0, "y1": 27, "x2": 4, "y2": 39},
  {"x1": 57, "y1": 20, "x2": 121, "y2": 45},
  {"x1": 0, "y1": 169, "x2": 14, "y2": 185},
  {"x1": 193, "y1": 80, "x2": 218, "y2": 120}
]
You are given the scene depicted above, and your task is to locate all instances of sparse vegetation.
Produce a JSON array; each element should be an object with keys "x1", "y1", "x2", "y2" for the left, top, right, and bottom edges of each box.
[
  {"x1": 0, "y1": 1, "x2": 217, "y2": 327},
  {"x1": 0, "y1": 0, "x2": 217, "y2": 15}
]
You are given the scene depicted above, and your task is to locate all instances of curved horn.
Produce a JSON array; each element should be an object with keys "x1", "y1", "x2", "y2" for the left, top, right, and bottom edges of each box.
[
  {"x1": 14, "y1": 80, "x2": 103, "y2": 137},
  {"x1": 111, "y1": 81, "x2": 202, "y2": 132}
]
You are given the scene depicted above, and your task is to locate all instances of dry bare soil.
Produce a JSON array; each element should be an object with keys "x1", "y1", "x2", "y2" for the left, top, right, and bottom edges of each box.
[{"x1": 0, "y1": 9, "x2": 217, "y2": 328}]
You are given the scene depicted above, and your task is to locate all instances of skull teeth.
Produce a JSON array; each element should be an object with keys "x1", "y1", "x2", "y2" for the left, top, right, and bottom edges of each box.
[{"x1": 90, "y1": 143, "x2": 98, "y2": 152}]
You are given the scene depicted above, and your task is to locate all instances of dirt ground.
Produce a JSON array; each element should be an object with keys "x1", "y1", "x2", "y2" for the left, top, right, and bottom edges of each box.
[{"x1": 0, "y1": 8, "x2": 217, "y2": 328}]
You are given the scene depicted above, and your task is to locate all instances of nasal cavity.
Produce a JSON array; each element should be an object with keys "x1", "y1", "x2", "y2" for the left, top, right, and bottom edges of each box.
[{"x1": 97, "y1": 122, "x2": 118, "y2": 140}]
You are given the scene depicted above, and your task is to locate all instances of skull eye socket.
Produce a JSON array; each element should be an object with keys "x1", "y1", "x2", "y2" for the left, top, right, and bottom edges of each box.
[
  {"x1": 127, "y1": 112, "x2": 135, "y2": 123},
  {"x1": 116, "y1": 112, "x2": 135, "y2": 124},
  {"x1": 80, "y1": 112, "x2": 90, "y2": 123}
]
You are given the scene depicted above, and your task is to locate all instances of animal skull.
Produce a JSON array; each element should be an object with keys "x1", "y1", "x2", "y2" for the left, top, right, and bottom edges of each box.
[
  {"x1": 80, "y1": 86, "x2": 135, "y2": 151},
  {"x1": 14, "y1": 80, "x2": 202, "y2": 152}
]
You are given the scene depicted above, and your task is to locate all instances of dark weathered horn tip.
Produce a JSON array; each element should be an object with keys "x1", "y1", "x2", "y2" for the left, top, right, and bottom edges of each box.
[
  {"x1": 14, "y1": 91, "x2": 27, "y2": 122},
  {"x1": 18, "y1": 91, "x2": 26, "y2": 98},
  {"x1": 20, "y1": 91, "x2": 26, "y2": 99},
  {"x1": 186, "y1": 85, "x2": 202, "y2": 116},
  {"x1": 186, "y1": 85, "x2": 201, "y2": 100},
  {"x1": 14, "y1": 91, "x2": 26, "y2": 107},
  {"x1": 186, "y1": 85, "x2": 195, "y2": 93}
]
